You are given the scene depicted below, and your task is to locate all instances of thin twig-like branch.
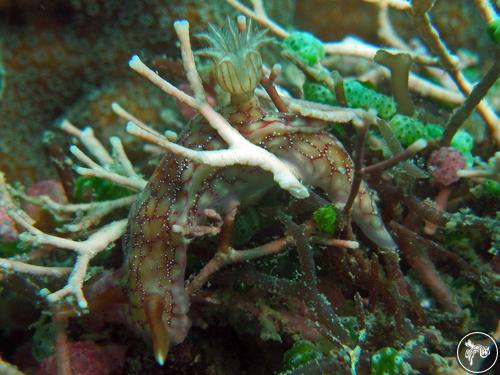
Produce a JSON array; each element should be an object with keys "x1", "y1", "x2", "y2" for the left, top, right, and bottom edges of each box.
[
  {"x1": 390, "y1": 221, "x2": 462, "y2": 314},
  {"x1": 226, "y1": 0, "x2": 289, "y2": 38},
  {"x1": 310, "y1": 237, "x2": 360, "y2": 249},
  {"x1": 52, "y1": 306, "x2": 72, "y2": 375},
  {"x1": 343, "y1": 122, "x2": 369, "y2": 236},
  {"x1": 282, "y1": 216, "x2": 352, "y2": 345},
  {"x1": 8, "y1": 209, "x2": 127, "y2": 309},
  {"x1": 472, "y1": 0, "x2": 497, "y2": 24},
  {"x1": 324, "y1": 36, "x2": 440, "y2": 67},
  {"x1": 0, "y1": 171, "x2": 18, "y2": 213},
  {"x1": 374, "y1": 49, "x2": 415, "y2": 116},
  {"x1": 441, "y1": 54, "x2": 500, "y2": 146},
  {"x1": 0, "y1": 357, "x2": 27, "y2": 375},
  {"x1": 251, "y1": 0, "x2": 267, "y2": 18},
  {"x1": 363, "y1": 138, "x2": 427, "y2": 174},
  {"x1": 60, "y1": 120, "x2": 113, "y2": 166},
  {"x1": 287, "y1": 101, "x2": 358, "y2": 123},
  {"x1": 62, "y1": 195, "x2": 136, "y2": 232},
  {"x1": 410, "y1": 0, "x2": 500, "y2": 143},
  {"x1": 458, "y1": 170, "x2": 500, "y2": 181},
  {"x1": 174, "y1": 21, "x2": 207, "y2": 102},
  {"x1": 187, "y1": 237, "x2": 291, "y2": 296},
  {"x1": 0, "y1": 259, "x2": 71, "y2": 278},
  {"x1": 63, "y1": 121, "x2": 147, "y2": 191},
  {"x1": 11, "y1": 186, "x2": 136, "y2": 232},
  {"x1": 110, "y1": 137, "x2": 138, "y2": 177},
  {"x1": 260, "y1": 65, "x2": 288, "y2": 112},
  {"x1": 376, "y1": 1, "x2": 409, "y2": 50},
  {"x1": 75, "y1": 166, "x2": 145, "y2": 191},
  {"x1": 457, "y1": 152, "x2": 500, "y2": 181},
  {"x1": 364, "y1": 0, "x2": 411, "y2": 11}
]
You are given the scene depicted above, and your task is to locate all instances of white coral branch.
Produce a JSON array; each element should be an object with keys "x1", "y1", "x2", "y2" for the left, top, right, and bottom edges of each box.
[
  {"x1": 0, "y1": 120, "x2": 140, "y2": 310},
  {"x1": 0, "y1": 258, "x2": 71, "y2": 278},
  {"x1": 60, "y1": 120, "x2": 113, "y2": 166},
  {"x1": 7, "y1": 209, "x2": 127, "y2": 309},
  {"x1": 60, "y1": 119, "x2": 147, "y2": 191}
]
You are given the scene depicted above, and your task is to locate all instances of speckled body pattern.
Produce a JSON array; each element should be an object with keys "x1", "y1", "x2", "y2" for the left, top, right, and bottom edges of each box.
[{"x1": 124, "y1": 96, "x2": 397, "y2": 354}]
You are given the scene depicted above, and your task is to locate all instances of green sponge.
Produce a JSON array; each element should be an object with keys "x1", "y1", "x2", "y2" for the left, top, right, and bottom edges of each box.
[
  {"x1": 450, "y1": 129, "x2": 474, "y2": 166},
  {"x1": 303, "y1": 81, "x2": 336, "y2": 105},
  {"x1": 343, "y1": 80, "x2": 397, "y2": 119},
  {"x1": 451, "y1": 129, "x2": 474, "y2": 154},
  {"x1": 424, "y1": 123, "x2": 444, "y2": 141},
  {"x1": 389, "y1": 114, "x2": 427, "y2": 146},
  {"x1": 283, "y1": 32, "x2": 325, "y2": 66}
]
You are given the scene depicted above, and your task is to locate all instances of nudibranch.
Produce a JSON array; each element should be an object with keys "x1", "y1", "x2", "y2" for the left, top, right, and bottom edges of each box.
[{"x1": 124, "y1": 17, "x2": 397, "y2": 366}]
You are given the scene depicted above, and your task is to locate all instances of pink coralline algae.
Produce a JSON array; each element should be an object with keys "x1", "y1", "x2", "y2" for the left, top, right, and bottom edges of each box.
[
  {"x1": 22, "y1": 179, "x2": 67, "y2": 224},
  {"x1": 0, "y1": 207, "x2": 18, "y2": 242},
  {"x1": 37, "y1": 341, "x2": 126, "y2": 375},
  {"x1": 427, "y1": 147, "x2": 466, "y2": 186}
]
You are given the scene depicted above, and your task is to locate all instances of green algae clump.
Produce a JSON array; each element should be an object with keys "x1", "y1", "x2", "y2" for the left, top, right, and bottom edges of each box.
[
  {"x1": 313, "y1": 204, "x2": 338, "y2": 234},
  {"x1": 0, "y1": 241, "x2": 30, "y2": 257},
  {"x1": 371, "y1": 347, "x2": 409, "y2": 375},
  {"x1": 32, "y1": 322, "x2": 55, "y2": 362},
  {"x1": 484, "y1": 179, "x2": 500, "y2": 197},
  {"x1": 282, "y1": 340, "x2": 323, "y2": 371},
  {"x1": 389, "y1": 114, "x2": 428, "y2": 146},
  {"x1": 283, "y1": 32, "x2": 325, "y2": 66},
  {"x1": 487, "y1": 18, "x2": 500, "y2": 44},
  {"x1": 74, "y1": 176, "x2": 134, "y2": 202}
]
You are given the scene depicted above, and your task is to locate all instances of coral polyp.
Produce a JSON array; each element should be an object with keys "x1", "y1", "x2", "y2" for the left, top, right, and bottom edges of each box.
[{"x1": 197, "y1": 19, "x2": 272, "y2": 97}]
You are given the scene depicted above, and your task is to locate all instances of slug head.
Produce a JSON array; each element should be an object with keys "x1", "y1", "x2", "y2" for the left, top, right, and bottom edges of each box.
[{"x1": 197, "y1": 17, "x2": 272, "y2": 98}]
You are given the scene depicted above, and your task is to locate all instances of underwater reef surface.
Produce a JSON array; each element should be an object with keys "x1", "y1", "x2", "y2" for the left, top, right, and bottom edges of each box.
[
  {"x1": 0, "y1": 0, "x2": 499, "y2": 374},
  {"x1": 1, "y1": 0, "x2": 191, "y2": 183},
  {"x1": 0, "y1": 0, "x2": 295, "y2": 184}
]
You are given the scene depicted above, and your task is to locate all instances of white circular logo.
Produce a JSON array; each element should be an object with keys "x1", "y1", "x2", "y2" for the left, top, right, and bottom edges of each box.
[{"x1": 456, "y1": 331, "x2": 498, "y2": 374}]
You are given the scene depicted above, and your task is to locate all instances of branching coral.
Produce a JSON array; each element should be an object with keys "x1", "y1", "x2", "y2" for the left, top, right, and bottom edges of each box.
[
  {"x1": 107, "y1": 22, "x2": 306, "y2": 200},
  {"x1": 0, "y1": 122, "x2": 143, "y2": 310},
  {"x1": 409, "y1": 0, "x2": 499, "y2": 140},
  {"x1": 230, "y1": 0, "x2": 500, "y2": 144}
]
